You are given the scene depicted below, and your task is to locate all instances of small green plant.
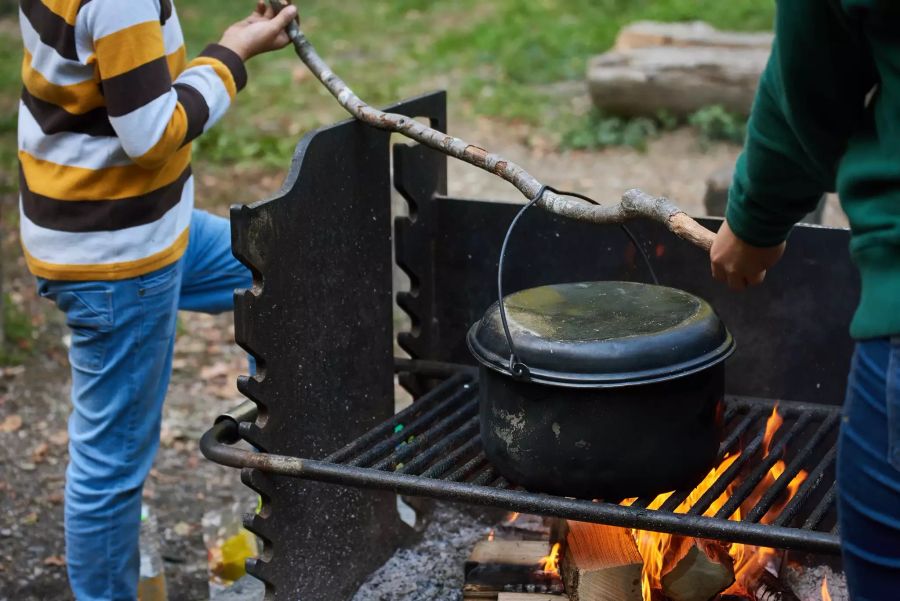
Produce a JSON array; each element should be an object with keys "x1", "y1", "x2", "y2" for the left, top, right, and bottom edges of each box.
[
  {"x1": 561, "y1": 111, "x2": 659, "y2": 152},
  {"x1": 688, "y1": 105, "x2": 747, "y2": 146}
]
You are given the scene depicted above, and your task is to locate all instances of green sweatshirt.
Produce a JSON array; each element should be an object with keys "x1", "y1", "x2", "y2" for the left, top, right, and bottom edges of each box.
[{"x1": 727, "y1": 0, "x2": 900, "y2": 339}]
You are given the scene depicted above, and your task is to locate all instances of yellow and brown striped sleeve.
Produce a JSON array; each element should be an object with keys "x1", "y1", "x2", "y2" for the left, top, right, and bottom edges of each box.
[{"x1": 84, "y1": 0, "x2": 246, "y2": 169}]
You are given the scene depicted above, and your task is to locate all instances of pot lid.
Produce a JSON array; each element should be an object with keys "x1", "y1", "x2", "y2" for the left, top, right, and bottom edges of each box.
[{"x1": 467, "y1": 281, "x2": 734, "y2": 388}]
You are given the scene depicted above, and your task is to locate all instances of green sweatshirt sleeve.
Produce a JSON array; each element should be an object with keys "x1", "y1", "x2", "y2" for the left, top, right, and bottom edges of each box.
[{"x1": 727, "y1": 0, "x2": 877, "y2": 247}]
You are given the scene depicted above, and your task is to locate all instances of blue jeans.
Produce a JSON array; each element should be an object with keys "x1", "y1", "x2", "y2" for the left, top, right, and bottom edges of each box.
[
  {"x1": 838, "y1": 338, "x2": 900, "y2": 601},
  {"x1": 37, "y1": 210, "x2": 251, "y2": 601}
]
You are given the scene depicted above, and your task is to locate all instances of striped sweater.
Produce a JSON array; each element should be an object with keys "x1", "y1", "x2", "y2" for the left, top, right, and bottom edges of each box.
[{"x1": 17, "y1": 0, "x2": 246, "y2": 280}]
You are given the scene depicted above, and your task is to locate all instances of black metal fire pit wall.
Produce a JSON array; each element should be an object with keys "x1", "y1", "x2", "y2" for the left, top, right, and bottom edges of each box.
[
  {"x1": 230, "y1": 93, "x2": 451, "y2": 600},
  {"x1": 229, "y1": 91, "x2": 860, "y2": 601}
]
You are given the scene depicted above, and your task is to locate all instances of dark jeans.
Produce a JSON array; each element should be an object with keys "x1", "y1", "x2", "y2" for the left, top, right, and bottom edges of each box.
[{"x1": 838, "y1": 338, "x2": 900, "y2": 600}]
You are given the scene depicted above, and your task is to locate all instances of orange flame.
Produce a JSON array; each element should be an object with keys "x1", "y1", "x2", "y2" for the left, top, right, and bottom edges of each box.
[
  {"x1": 625, "y1": 405, "x2": 809, "y2": 599},
  {"x1": 487, "y1": 529, "x2": 495, "y2": 542},
  {"x1": 821, "y1": 576, "x2": 832, "y2": 601},
  {"x1": 540, "y1": 543, "x2": 561, "y2": 576},
  {"x1": 505, "y1": 512, "x2": 520, "y2": 525}
]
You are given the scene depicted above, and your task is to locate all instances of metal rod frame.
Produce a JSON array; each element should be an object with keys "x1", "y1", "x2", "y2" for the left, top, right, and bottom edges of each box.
[{"x1": 201, "y1": 360, "x2": 842, "y2": 555}]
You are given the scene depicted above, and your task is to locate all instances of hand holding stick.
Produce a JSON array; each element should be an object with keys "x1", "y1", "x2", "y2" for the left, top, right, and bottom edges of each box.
[{"x1": 267, "y1": 0, "x2": 716, "y2": 252}]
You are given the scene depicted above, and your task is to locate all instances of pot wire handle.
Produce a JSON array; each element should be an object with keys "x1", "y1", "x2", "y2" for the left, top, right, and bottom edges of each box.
[{"x1": 496, "y1": 187, "x2": 660, "y2": 381}]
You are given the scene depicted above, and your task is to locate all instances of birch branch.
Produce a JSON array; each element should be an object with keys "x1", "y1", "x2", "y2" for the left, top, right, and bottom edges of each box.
[{"x1": 268, "y1": 1, "x2": 716, "y2": 252}]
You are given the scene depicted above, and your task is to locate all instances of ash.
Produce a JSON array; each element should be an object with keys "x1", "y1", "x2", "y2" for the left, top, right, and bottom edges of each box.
[
  {"x1": 352, "y1": 503, "x2": 493, "y2": 601},
  {"x1": 783, "y1": 564, "x2": 848, "y2": 601}
]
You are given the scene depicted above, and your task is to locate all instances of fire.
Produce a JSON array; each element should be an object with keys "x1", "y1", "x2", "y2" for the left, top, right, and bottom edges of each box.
[
  {"x1": 505, "y1": 512, "x2": 520, "y2": 524},
  {"x1": 540, "y1": 542, "x2": 561, "y2": 576},
  {"x1": 624, "y1": 405, "x2": 809, "y2": 600},
  {"x1": 821, "y1": 576, "x2": 832, "y2": 601},
  {"x1": 487, "y1": 529, "x2": 495, "y2": 542}
]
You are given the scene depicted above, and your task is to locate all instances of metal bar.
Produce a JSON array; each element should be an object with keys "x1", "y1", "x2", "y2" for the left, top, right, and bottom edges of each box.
[
  {"x1": 803, "y1": 483, "x2": 837, "y2": 531},
  {"x1": 746, "y1": 414, "x2": 839, "y2": 523},
  {"x1": 372, "y1": 406, "x2": 477, "y2": 471},
  {"x1": 775, "y1": 447, "x2": 837, "y2": 527},
  {"x1": 714, "y1": 414, "x2": 814, "y2": 520},
  {"x1": 393, "y1": 358, "x2": 477, "y2": 378},
  {"x1": 274, "y1": 455, "x2": 843, "y2": 554},
  {"x1": 446, "y1": 452, "x2": 489, "y2": 482},
  {"x1": 629, "y1": 497, "x2": 657, "y2": 510},
  {"x1": 719, "y1": 406, "x2": 766, "y2": 455},
  {"x1": 325, "y1": 372, "x2": 470, "y2": 463},
  {"x1": 470, "y1": 466, "x2": 499, "y2": 486},
  {"x1": 657, "y1": 407, "x2": 769, "y2": 514},
  {"x1": 420, "y1": 436, "x2": 482, "y2": 479},
  {"x1": 347, "y1": 383, "x2": 476, "y2": 467},
  {"x1": 687, "y1": 419, "x2": 771, "y2": 516},
  {"x1": 399, "y1": 417, "x2": 479, "y2": 475}
]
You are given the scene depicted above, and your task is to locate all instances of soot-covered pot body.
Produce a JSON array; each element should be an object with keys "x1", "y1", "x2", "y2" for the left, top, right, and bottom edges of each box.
[{"x1": 468, "y1": 281, "x2": 734, "y2": 501}]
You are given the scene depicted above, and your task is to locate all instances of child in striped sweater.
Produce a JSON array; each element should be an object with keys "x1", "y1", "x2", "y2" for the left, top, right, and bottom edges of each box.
[{"x1": 17, "y1": 1, "x2": 297, "y2": 598}]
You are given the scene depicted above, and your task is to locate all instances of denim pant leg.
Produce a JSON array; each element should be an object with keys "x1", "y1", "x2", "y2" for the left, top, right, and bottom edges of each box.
[
  {"x1": 38, "y1": 262, "x2": 182, "y2": 601},
  {"x1": 180, "y1": 210, "x2": 255, "y2": 374},
  {"x1": 179, "y1": 210, "x2": 252, "y2": 314},
  {"x1": 838, "y1": 338, "x2": 900, "y2": 601}
]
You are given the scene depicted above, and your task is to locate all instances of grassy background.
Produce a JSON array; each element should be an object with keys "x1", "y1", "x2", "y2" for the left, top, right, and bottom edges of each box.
[{"x1": 0, "y1": 0, "x2": 774, "y2": 177}]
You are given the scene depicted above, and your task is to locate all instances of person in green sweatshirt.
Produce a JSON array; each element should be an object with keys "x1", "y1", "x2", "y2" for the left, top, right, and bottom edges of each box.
[{"x1": 709, "y1": 1, "x2": 900, "y2": 598}]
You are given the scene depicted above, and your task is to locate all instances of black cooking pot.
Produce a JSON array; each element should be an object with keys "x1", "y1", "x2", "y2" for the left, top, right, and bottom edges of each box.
[{"x1": 467, "y1": 280, "x2": 734, "y2": 500}]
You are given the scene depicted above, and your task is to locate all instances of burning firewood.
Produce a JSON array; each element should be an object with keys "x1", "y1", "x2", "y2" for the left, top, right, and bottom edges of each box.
[
  {"x1": 659, "y1": 537, "x2": 736, "y2": 601},
  {"x1": 558, "y1": 521, "x2": 643, "y2": 601},
  {"x1": 464, "y1": 540, "x2": 565, "y2": 599}
]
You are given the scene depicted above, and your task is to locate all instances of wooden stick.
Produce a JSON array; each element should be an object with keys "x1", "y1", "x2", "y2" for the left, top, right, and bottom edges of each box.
[{"x1": 268, "y1": 1, "x2": 717, "y2": 252}]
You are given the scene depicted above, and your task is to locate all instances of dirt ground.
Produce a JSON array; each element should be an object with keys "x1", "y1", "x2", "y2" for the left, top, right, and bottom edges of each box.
[{"x1": 0, "y1": 122, "x2": 851, "y2": 600}]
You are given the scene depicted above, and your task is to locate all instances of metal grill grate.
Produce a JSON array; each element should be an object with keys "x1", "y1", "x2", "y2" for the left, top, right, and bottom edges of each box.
[{"x1": 202, "y1": 360, "x2": 842, "y2": 554}]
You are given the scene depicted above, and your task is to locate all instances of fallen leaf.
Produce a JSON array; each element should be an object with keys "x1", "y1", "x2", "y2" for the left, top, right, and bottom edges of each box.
[
  {"x1": 46, "y1": 491, "x2": 63, "y2": 505},
  {"x1": 0, "y1": 366, "x2": 25, "y2": 378},
  {"x1": 23, "y1": 512, "x2": 38, "y2": 525},
  {"x1": 43, "y1": 555, "x2": 66, "y2": 567},
  {"x1": 48, "y1": 429, "x2": 68, "y2": 446},
  {"x1": 0, "y1": 414, "x2": 22, "y2": 433},
  {"x1": 200, "y1": 363, "x2": 230, "y2": 380},
  {"x1": 31, "y1": 442, "x2": 50, "y2": 463},
  {"x1": 173, "y1": 521, "x2": 192, "y2": 537}
]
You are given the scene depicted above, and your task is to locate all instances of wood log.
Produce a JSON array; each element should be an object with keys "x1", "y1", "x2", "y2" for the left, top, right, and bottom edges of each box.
[
  {"x1": 559, "y1": 521, "x2": 643, "y2": 601},
  {"x1": 464, "y1": 540, "x2": 565, "y2": 599},
  {"x1": 659, "y1": 537, "x2": 735, "y2": 601},
  {"x1": 588, "y1": 45, "x2": 769, "y2": 118},
  {"x1": 614, "y1": 20, "x2": 772, "y2": 52}
]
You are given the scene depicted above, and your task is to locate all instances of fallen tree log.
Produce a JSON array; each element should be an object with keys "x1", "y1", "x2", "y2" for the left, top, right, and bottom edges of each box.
[
  {"x1": 614, "y1": 21, "x2": 772, "y2": 52},
  {"x1": 587, "y1": 45, "x2": 769, "y2": 118}
]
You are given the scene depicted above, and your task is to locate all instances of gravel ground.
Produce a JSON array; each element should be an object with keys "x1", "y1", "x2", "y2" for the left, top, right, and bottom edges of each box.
[{"x1": 352, "y1": 505, "x2": 494, "y2": 601}]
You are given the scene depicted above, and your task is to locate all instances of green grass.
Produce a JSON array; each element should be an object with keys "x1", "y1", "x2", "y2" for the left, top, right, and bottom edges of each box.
[{"x1": 0, "y1": 0, "x2": 774, "y2": 171}]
